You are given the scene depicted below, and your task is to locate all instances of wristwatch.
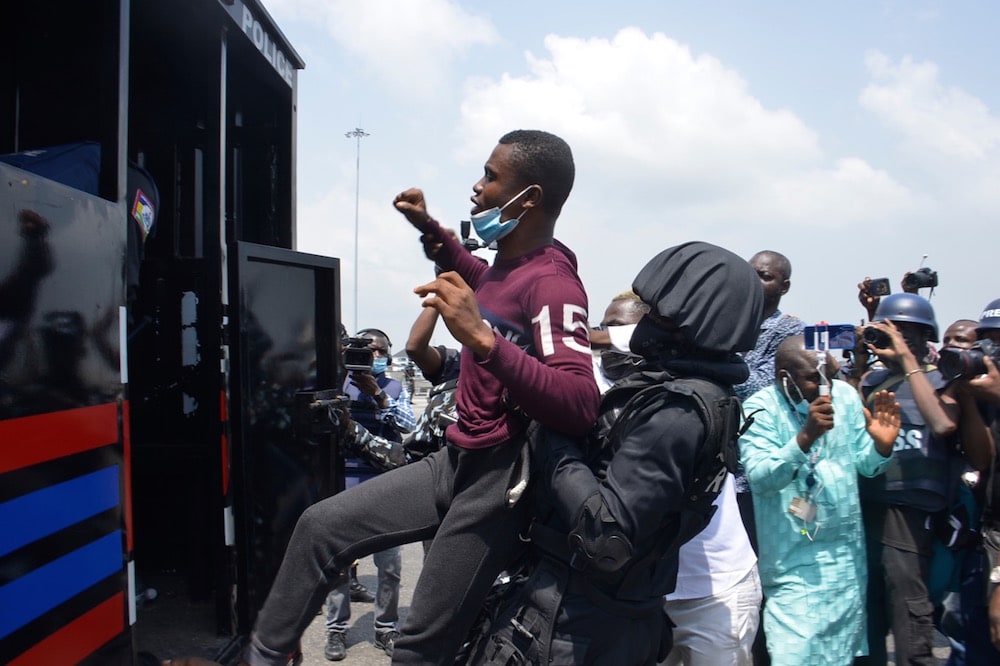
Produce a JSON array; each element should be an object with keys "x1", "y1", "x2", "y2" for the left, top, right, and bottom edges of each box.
[{"x1": 374, "y1": 390, "x2": 388, "y2": 407}]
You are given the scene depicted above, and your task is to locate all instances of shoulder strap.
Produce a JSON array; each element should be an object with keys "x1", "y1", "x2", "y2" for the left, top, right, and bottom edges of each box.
[
  {"x1": 603, "y1": 374, "x2": 740, "y2": 475},
  {"x1": 862, "y1": 365, "x2": 936, "y2": 406},
  {"x1": 865, "y1": 373, "x2": 902, "y2": 404},
  {"x1": 379, "y1": 377, "x2": 403, "y2": 399}
]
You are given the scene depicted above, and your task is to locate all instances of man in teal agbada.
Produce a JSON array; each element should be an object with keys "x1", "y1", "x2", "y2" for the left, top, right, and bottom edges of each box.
[{"x1": 739, "y1": 335, "x2": 899, "y2": 665}]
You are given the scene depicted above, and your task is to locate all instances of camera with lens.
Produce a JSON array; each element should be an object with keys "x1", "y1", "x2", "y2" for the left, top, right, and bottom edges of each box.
[
  {"x1": 902, "y1": 267, "x2": 938, "y2": 291},
  {"x1": 862, "y1": 326, "x2": 892, "y2": 349},
  {"x1": 342, "y1": 335, "x2": 374, "y2": 372},
  {"x1": 939, "y1": 340, "x2": 1000, "y2": 380}
]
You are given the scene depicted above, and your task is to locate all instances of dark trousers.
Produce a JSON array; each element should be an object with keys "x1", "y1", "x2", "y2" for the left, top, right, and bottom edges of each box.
[
  {"x1": 246, "y1": 441, "x2": 531, "y2": 665},
  {"x1": 857, "y1": 505, "x2": 936, "y2": 666},
  {"x1": 944, "y1": 547, "x2": 997, "y2": 665}
]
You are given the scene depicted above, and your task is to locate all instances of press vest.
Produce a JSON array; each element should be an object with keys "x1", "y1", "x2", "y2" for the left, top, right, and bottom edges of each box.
[{"x1": 859, "y1": 367, "x2": 956, "y2": 512}]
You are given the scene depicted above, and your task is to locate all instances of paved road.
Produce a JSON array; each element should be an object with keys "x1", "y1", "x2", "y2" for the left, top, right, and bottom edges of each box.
[{"x1": 297, "y1": 542, "x2": 421, "y2": 665}]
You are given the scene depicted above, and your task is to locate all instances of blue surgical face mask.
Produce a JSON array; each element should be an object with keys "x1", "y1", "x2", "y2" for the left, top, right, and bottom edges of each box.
[
  {"x1": 471, "y1": 185, "x2": 536, "y2": 244},
  {"x1": 371, "y1": 357, "x2": 388, "y2": 375}
]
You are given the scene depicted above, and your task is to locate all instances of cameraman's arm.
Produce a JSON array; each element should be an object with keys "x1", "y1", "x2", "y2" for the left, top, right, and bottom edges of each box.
[
  {"x1": 843, "y1": 327, "x2": 873, "y2": 388},
  {"x1": 966, "y1": 357, "x2": 1000, "y2": 405},
  {"x1": 871, "y1": 321, "x2": 959, "y2": 438},
  {"x1": 380, "y1": 386, "x2": 417, "y2": 434},
  {"x1": 907, "y1": 370, "x2": 960, "y2": 438},
  {"x1": 405, "y1": 307, "x2": 444, "y2": 378},
  {"x1": 857, "y1": 278, "x2": 880, "y2": 323},
  {"x1": 951, "y1": 385, "x2": 992, "y2": 471}
]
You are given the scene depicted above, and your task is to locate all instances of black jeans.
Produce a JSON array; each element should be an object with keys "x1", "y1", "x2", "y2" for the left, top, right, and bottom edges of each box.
[
  {"x1": 246, "y1": 441, "x2": 531, "y2": 665},
  {"x1": 857, "y1": 504, "x2": 937, "y2": 666}
]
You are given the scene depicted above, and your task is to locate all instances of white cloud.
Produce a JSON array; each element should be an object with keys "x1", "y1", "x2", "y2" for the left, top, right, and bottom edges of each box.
[
  {"x1": 284, "y1": 17, "x2": 1000, "y2": 343},
  {"x1": 262, "y1": 0, "x2": 500, "y2": 98},
  {"x1": 860, "y1": 50, "x2": 1000, "y2": 160},
  {"x1": 456, "y1": 28, "x2": 914, "y2": 234}
]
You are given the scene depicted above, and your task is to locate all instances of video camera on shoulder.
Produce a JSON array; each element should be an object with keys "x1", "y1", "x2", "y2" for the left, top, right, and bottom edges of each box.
[
  {"x1": 939, "y1": 340, "x2": 1000, "y2": 380},
  {"x1": 342, "y1": 335, "x2": 375, "y2": 372}
]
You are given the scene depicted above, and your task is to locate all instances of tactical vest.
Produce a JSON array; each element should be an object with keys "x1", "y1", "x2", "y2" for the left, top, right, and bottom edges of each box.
[{"x1": 859, "y1": 367, "x2": 955, "y2": 512}]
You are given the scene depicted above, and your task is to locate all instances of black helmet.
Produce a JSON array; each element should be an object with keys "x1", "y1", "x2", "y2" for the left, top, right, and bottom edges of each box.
[
  {"x1": 977, "y1": 298, "x2": 1000, "y2": 332},
  {"x1": 873, "y1": 293, "x2": 938, "y2": 342}
]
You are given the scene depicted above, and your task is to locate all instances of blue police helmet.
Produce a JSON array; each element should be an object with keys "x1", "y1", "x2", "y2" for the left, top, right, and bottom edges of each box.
[
  {"x1": 873, "y1": 292, "x2": 939, "y2": 342},
  {"x1": 977, "y1": 298, "x2": 1000, "y2": 332}
]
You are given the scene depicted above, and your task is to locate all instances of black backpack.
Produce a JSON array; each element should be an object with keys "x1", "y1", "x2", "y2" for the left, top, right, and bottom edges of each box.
[{"x1": 576, "y1": 369, "x2": 743, "y2": 594}]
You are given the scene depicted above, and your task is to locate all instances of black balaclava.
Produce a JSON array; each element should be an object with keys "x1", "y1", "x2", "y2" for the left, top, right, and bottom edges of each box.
[{"x1": 630, "y1": 241, "x2": 764, "y2": 361}]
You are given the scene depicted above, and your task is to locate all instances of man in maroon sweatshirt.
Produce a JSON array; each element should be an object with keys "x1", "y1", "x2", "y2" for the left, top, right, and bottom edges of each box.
[{"x1": 244, "y1": 130, "x2": 599, "y2": 666}]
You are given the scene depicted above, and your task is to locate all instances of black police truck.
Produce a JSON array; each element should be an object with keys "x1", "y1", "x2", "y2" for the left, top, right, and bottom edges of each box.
[{"x1": 0, "y1": 2, "x2": 345, "y2": 662}]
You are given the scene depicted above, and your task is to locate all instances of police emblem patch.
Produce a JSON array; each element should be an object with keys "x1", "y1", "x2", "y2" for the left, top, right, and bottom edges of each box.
[{"x1": 131, "y1": 188, "x2": 155, "y2": 238}]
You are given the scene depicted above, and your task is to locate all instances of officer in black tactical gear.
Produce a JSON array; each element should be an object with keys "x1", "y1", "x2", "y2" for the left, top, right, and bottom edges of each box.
[{"x1": 463, "y1": 241, "x2": 765, "y2": 665}]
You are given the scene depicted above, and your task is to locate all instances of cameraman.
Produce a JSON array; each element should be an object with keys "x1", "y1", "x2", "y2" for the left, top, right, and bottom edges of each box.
[
  {"x1": 339, "y1": 307, "x2": 461, "y2": 471},
  {"x1": 854, "y1": 293, "x2": 992, "y2": 665},
  {"x1": 324, "y1": 328, "x2": 415, "y2": 660},
  {"x1": 953, "y1": 299, "x2": 1000, "y2": 656}
]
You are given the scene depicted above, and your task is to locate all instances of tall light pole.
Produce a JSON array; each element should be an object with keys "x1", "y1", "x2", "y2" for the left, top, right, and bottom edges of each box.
[{"x1": 345, "y1": 127, "x2": 369, "y2": 333}]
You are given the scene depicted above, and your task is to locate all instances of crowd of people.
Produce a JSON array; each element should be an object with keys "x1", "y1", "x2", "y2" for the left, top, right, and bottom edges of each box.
[{"x1": 214, "y1": 129, "x2": 1000, "y2": 666}]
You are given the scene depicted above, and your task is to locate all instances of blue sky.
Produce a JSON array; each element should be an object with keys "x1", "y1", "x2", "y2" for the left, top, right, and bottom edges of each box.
[{"x1": 261, "y1": 0, "x2": 1000, "y2": 348}]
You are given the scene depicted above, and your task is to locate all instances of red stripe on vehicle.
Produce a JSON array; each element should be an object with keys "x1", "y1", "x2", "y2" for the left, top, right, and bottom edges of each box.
[
  {"x1": 122, "y1": 400, "x2": 134, "y2": 552},
  {"x1": 8, "y1": 592, "x2": 124, "y2": 666},
  {"x1": 0, "y1": 404, "x2": 119, "y2": 475}
]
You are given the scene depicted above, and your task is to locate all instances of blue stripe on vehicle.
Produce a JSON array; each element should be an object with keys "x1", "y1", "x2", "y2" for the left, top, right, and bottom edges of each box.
[
  {"x1": 0, "y1": 531, "x2": 122, "y2": 639},
  {"x1": 0, "y1": 466, "x2": 120, "y2": 558}
]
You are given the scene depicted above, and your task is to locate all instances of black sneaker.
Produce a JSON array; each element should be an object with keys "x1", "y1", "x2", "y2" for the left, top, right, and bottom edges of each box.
[
  {"x1": 374, "y1": 629, "x2": 398, "y2": 657},
  {"x1": 349, "y1": 578, "x2": 375, "y2": 603},
  {"x1": 324, "y1": 632, "x2": 347, "y2": 661}
]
